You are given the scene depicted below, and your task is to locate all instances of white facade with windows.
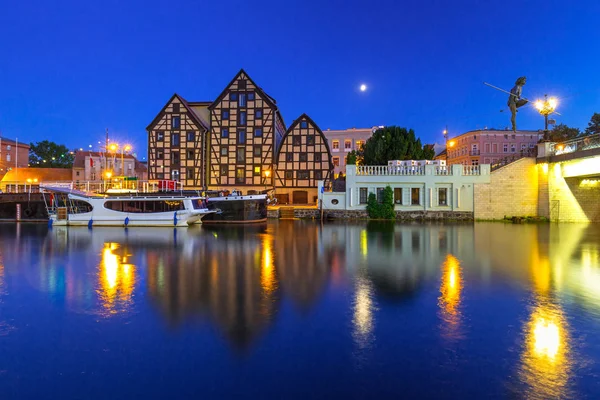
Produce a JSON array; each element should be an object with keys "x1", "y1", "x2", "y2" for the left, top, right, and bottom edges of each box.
[{"x1": 319, "y1": 164, "x2": 491, "y2": 213}]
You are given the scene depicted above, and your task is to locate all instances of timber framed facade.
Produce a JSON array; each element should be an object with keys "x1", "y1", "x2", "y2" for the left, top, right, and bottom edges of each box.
[
  {"x1": 275, "y1": 114, "x2": 333, "y2": 204},
  {"x1": 207, "y1": 69, "x2": 286, "y2": 191},
  {"x1": 146, "y1": 94, "x2": 209, "y2": 189}
]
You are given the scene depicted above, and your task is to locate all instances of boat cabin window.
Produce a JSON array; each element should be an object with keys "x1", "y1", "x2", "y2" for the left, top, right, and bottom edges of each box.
[
  {"x1": 192, "y1": 199, "x2": 208, "y2": 209},
  {"x1": 104, "y1": 200, "x2": 185, "y2": 213}
]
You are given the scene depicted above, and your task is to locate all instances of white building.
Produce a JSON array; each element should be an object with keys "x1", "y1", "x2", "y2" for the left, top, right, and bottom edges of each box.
[{"x1": 319, "y1": 163, "x2": 491, "y2": 215}]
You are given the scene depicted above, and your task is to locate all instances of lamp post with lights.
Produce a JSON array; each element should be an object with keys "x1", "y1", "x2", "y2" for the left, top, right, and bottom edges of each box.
[{"x1": 534, "y1": 94, "x2": 558, "y2": 141}]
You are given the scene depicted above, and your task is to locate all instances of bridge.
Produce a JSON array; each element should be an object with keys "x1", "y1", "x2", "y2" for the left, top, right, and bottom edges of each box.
[{"x1": 537, "y1": 133, "x2": 600, "y2": 222}]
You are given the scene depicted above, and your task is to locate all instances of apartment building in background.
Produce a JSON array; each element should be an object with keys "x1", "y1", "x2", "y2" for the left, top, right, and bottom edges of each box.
[
  {"x1": 446, "y1": 129, "x2": 543, "y2": 166},
  {"x1": 322, "y1": 127, "x2": 378, "y2": 177}
]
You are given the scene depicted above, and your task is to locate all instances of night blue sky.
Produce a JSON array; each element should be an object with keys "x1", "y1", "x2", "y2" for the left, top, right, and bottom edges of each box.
[{"x1": 1, "y1": 0, "x2": 599, "y2": 158}]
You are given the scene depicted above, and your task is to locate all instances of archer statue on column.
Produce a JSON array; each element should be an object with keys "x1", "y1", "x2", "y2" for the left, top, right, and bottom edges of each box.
[{"x1": 507, "y1": 76, "x2": 528, "y2": 132}]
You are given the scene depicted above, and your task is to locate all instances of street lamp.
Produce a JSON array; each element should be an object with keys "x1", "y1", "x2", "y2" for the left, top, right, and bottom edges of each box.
[
  {"x1": 534, "y1": 94, "x2": 558, "y2": 141},
  {"x1": 263, "y1": 169, "x2": 271, "y2": 190},
  {"x1": 443, "y1": 127, "x2": 448, "y2": 162}
]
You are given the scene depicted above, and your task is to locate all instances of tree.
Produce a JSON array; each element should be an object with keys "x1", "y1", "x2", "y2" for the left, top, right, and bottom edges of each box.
[
  {"x1": 29, "y1": 140, "x2": 74, "y2": 168},
  {"x1": 360, "y1": 126, "x2": 435, "y2": 165},
  {"x1": 346, "y1": 150, "x2": 362, "y2": 166},
  {"x1": 548, "y1": 123, "x2": 581, "y2": 142},
  {"x1": 585, "y1": 113, "x2": 600, "y2": 136},
  {"x1": 366, "y1": 186, "x2": 395, "y2": 220}
]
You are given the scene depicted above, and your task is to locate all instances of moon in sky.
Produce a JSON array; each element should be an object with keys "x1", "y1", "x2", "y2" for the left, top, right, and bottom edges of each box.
[{"x1": 360, "y1": 84, "x2": 367, "y2": 92}]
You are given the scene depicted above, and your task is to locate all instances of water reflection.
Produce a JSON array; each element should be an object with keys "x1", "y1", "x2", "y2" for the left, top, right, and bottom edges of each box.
[
  {"x1": 352, "y1": 275, "x2": 375, "y2": 349},
  {"x1": 97, "y1": 242, "x2": 136, "y2": 314},
  {"x1": 519, "y1": 296, "x2": 571, "y2": 399},
  {"x1": 438, "y1": 254, "x2": 463, "y2": 339}
]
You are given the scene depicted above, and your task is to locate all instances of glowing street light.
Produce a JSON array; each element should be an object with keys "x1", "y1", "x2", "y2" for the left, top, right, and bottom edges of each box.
[{"x1": 534, "y1": 94, "x2": 558, "y2": 139}]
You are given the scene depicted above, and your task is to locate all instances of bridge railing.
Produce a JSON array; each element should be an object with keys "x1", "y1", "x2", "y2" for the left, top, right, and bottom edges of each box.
[{"x1": 550, "y1": 133, "x2": 600, "y2": 156}]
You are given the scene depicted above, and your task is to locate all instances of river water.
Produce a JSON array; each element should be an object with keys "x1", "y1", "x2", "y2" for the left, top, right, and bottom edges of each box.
[{"x1": 0, "y1": 221, "x2": 599, "y2": 399}]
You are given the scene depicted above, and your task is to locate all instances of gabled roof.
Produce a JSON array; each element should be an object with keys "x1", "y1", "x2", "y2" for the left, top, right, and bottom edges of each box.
[
  {"x1": 145, "y1": 93, "x2": 210, "y2": 132},
  {"x1": 73, "y1": 151, "x2": 136, "y2": 169},
  {"x1": 208, "y1": 69, "x2": 278, "y2": 111},
  {"x1": 277, "y1": 113, "x2": 334, "y2": 167},
  {"x1": 0, "y1": 137, "x2": 30, "y2": 148}
]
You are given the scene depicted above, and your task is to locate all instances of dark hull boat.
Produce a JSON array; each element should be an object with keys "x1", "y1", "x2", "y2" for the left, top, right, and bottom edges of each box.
[{"x1": 202, "y1": 192, "x2": 267, "y2": 224}]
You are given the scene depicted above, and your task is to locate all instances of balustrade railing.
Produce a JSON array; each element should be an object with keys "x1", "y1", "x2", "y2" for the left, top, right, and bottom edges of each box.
[
  {"x1": 356, "y1": 165, "x2": 425, "y2": 176},
  {"x1": 550, "y1": 133, "x2": 600, "y2": 156},
  {"x1": 462, "y1": 165, "x2": 480, "y2": 175},
  {"x1": 434, "y1": 166, "x2": 451, "y2": 175}
]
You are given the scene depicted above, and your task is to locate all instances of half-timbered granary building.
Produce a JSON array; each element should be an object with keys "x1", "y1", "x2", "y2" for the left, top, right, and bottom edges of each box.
[
  {"x1": 206, "y1": 69, "x2": 286, "y2": 192},
  {"x1": 274, "y1": 114, "x2": 333, "y2": 204},
  {"x1": 146, "y1": 94, "x2": 209, "y2": 189}
]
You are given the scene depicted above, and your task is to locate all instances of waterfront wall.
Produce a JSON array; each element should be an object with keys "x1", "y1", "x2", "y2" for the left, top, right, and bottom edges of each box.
[{"x1": 473, "y1": 158, "x2": 538, "y2": 220}]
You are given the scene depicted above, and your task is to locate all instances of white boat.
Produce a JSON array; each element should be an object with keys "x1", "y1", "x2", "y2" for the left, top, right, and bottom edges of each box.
[{"x1": 41, "y1": 186, "x2": 215, "y2": 227}]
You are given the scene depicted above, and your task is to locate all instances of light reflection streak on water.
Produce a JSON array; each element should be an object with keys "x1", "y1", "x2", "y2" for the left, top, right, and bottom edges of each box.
[
  {"x1": 260, "y1": 235, "x2": 276, "y2": 295},
  {"x1": 519, "y1": 297, "x2": 571, "y2": 399},
  {"x1": 438, "y1": 254, "x2": 463, "y2": 339},
  {"x1": 97, "y1": 243, "x2": 136, "y2": 314},
  {"x1": 352, "y1": 275, "x2": 374, "y2": 350}
]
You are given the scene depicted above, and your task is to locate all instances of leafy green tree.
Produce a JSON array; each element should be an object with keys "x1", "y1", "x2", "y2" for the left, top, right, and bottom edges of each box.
[
  {"x1": 366, "y1": 193, "x2": 380, "y2": 219},
  {"x1": 380, "y1": 186, "x2": 395, "y2": 219},
  {"x1": 361, "y1": 126, "x2": 435, "y2": 165},
  {"x1": 584, "y1": 113, "x2": 600, "y2": 136},
  {"x1": 548, "y1": 123, "x2": 581, "y2": 142},
  {"x1": 366, "y1": 186, "x2": 395, "y2": 219},
  {"x1": 346, "y1": 151, "x2": 356, "y2": 166},
  {"x1": 29, "y1": 140, "x2": 74, "y2": 168}
]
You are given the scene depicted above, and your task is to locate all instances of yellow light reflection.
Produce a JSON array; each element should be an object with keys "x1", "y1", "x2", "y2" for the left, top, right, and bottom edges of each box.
[
  {"x1": 519, "y1": 299, "x2": 571, "y2": 398},
  {"x1": 260, "y1": 235, "x2": 276, "y2": 294},
  {"x1": 360, "y1": 229, "x2": 368, "y2": 259},
  {"x1": 438, "y1": 254, "x2": 463, "y2": 338},
  {"x1": 98, "y1": 243, "x2": 136, "y2": 313}
]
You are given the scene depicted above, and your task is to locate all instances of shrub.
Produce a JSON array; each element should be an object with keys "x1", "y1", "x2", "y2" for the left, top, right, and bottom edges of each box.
[{"x1": 366, "y1": 186, "x2": 396, "y2": 220}]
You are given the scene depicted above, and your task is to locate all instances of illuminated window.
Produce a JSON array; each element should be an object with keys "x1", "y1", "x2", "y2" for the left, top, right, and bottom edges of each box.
[
  {"x1": 332, "y1": 140, "x2": 340, "y2": 150},
  {"x1": 411, "y1": 188, "x2": 420, "y2": 205},
  {"x1": 355, "y1": 140, "x2": 364, "y2": 149},
  {"x1": 253, "y1": 165, "x2": 261, "y2": 176},
  {"x1": 236, "y1": 167, "x2": 245, "y2": 184},
  {"x1": 394, "y1": 188, "x2": 402, "y2": 204},
  {"x1": 344, "y1": 140, "x2": 352, "y2": 150},
  {"x1": 332, "y1": 156, "x2": 339, "y2": 166}
]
